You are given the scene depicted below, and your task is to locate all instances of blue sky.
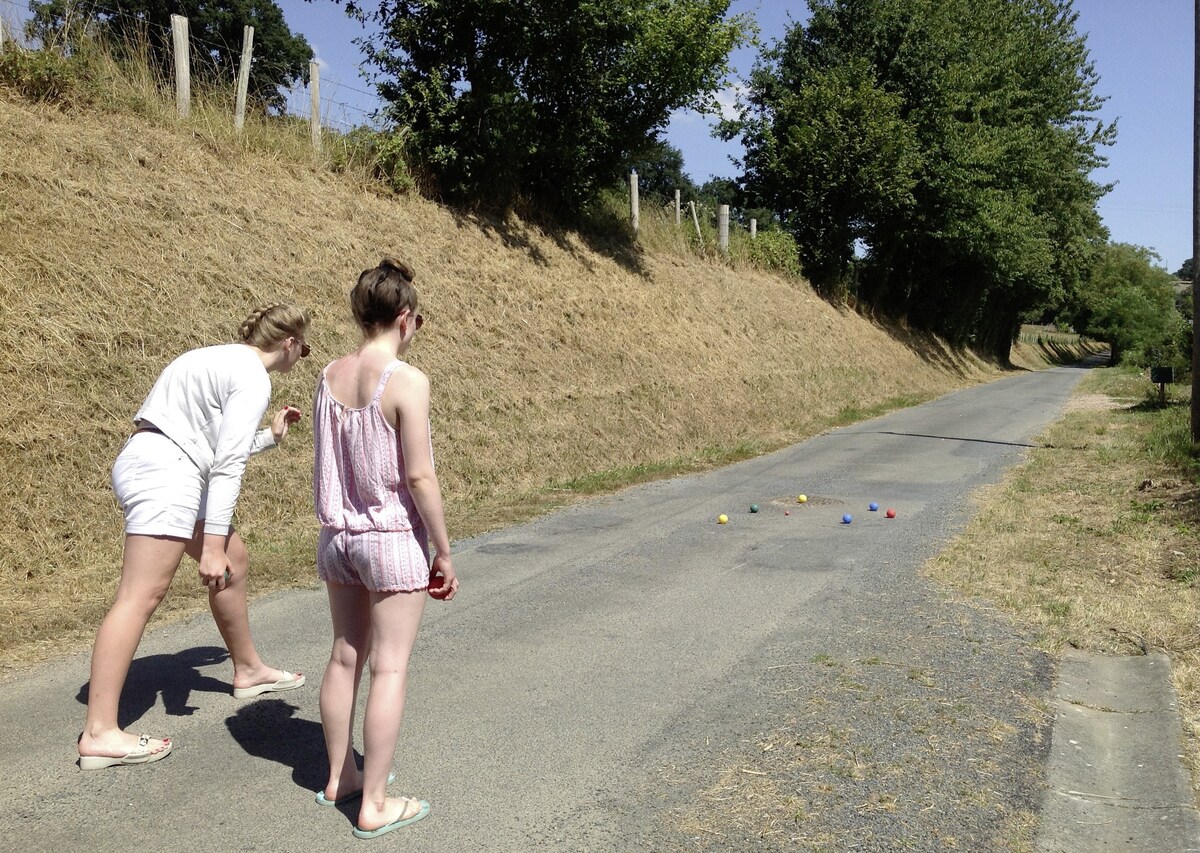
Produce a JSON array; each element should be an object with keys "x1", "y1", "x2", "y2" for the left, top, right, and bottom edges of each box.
[{"x1": 1, "y1": 0, "x2": 1191, "y2": 272}]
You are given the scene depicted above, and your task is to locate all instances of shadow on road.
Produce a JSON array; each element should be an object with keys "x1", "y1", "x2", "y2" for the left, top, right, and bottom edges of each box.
[
  {"x1": 75, "y1": 645, "x2": 232, "y2": 729},
  {"x1": 851, "y1": 430, "x2": 1044, "y2": 448},
  {"x1": 225, "y1": 699, "x2": 334, "y2": 798}
]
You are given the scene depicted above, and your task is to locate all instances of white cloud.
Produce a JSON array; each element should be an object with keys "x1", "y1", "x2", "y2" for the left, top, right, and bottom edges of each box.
[{"x1": 714, "y1": 84, "x2": 748, "y2": 121}]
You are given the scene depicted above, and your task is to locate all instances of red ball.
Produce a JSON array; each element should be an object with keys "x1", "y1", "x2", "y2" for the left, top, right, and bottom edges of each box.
[
  {"x1": 427, "y1": 571, "x2": 450, "y2": 599},
  {"x1": 885, "y1": 508, "x2": 897, "y2": 519}
]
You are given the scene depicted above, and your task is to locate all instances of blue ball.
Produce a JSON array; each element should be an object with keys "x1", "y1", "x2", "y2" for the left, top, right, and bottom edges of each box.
[
  {"x1": 842, "y1": 514, "x2": 853, "y2": 524},
  {"x1": 869, "y1": 502, "x2": 879, "y2": 512}
]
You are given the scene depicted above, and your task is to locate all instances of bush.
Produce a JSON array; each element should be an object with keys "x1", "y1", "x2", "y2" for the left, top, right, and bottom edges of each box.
[
  {"x1": 0, "y1": 47, "x2": 83, "y2": 104},
  {"x1": 743, "y1": 229, "x2": 802, "y2": 278},
  {"x1": 330, "y1": 127, "x2": 416, "y2": 194}
]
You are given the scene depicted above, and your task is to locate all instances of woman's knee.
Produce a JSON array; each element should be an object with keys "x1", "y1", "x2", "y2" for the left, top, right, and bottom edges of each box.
[
  {"x1": 367, "y1": 653, "x2": 412, "y2": 680},
  {"x1": 113, "y1": 579, "x2": 170, "y2": 617},
  {"x1": 328, "y1": 639, "x2": 364, "y2": 671},
  {"x1": 226, "y1": 533, "x2": 250, "y2": 571}
]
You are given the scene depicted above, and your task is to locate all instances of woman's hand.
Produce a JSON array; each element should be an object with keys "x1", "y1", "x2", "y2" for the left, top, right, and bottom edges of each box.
[
  {"x1": 428, "y1": 552, "x2": 458, "y2": 601},
  {"x1": 199, "y1": 535, "x2": 232, "y2": 591},
  {"x1": 271, "y1": 405, "x2": 304, "y2": 443}
]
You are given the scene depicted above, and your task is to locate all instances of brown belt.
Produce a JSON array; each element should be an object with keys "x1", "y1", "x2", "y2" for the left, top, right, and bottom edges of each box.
[{"x1": 134, "y1": 424, "x2": 164, "y2": 436}]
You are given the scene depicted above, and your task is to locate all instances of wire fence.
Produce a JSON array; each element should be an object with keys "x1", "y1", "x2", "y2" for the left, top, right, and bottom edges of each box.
[{"x1": 0, "y1": 0, "x2": 386, "y2": 132}]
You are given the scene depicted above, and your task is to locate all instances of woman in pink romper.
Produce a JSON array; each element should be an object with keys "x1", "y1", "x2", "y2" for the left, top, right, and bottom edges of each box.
[{"x1": 312, "y1": 257, "x2": 458, "y2": 839}]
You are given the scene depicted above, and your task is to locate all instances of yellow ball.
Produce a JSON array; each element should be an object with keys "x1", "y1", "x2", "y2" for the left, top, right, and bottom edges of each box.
[
  {"x1": 717, "y1": 514, "x2": 729, "y2": 524},
  {"x1": 797, "y1": 494, "x2": 808, "y2": 504}
]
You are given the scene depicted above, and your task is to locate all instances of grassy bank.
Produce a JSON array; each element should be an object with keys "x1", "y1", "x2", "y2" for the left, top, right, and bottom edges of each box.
[
  {"x1": 926, "y1": 367, "x2": 1200, "y2": 790},
  {"x1": 0, "y1": 87, "x2": 1057, "y2": 673}
]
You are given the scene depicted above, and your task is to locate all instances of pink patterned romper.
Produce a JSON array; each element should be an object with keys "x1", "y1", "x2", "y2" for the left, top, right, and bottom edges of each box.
[{"x1": 313, "y1": 359, "x2": 430, "y2": 592}]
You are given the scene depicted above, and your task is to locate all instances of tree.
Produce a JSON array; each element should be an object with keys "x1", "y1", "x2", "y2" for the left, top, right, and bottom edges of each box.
[
  {"x1": 345, "y1": 0, "x2": 747, "y2": 211},
  {"x1": 27, "y1": 0, "x2": 313, "y2": 112},
  {"x1": 626, "y1": 139, "x2": 698, "y2": 205},
  {"x1": 1071, "y1": 243, "x2": 1186, "y2": 366},
  {"x1": 1174, "y1": 258, "x2": 1194, "y2": 281},
  {"x1": 728, "y1": 0, "x2": 1113, "y2": 362}
]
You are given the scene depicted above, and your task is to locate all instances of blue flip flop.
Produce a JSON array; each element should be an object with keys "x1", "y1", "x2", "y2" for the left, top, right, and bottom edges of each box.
[
  {"x1": 351, "y1": 799, "x2": 430, "y2": 838},
  {"x1": 315, "y1": 772, "x2": 396, "y2": 806}
]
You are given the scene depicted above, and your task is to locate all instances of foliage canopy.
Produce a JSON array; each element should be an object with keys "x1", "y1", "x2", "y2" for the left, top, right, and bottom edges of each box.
[
  {"x1": 728, "y1": 0, "x2": 1114, "y2": 361},
  {"x1": 1071, "y1": 243, "x2": 1188, "y2": 366},
  {"x1": 26, "y1": 0, "x2": 313, "y2": 111},
  {"x1": 344, "y1": 0, "x2": 747, "y2": 211}
]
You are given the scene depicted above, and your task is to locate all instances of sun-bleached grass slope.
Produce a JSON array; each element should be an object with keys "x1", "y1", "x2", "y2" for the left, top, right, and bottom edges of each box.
[{"x1": 0, "y1": 94, "x2": 1006, "y2": 669}]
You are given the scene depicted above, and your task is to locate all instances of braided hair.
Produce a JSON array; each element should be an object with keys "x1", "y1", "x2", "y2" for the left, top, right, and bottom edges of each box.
[{"x1": 238, "y1": 303, "x2": 310, "y2": 350}]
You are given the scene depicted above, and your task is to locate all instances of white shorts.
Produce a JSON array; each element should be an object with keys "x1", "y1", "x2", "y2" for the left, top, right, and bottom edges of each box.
[{"x1": 112, "y1": 431, "x2": 207, "y2": 539}]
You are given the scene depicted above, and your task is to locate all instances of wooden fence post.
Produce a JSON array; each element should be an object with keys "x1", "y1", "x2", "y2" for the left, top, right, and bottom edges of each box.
[
  {"x1": 674, "y1": 189, "x2": 681, "y2": 226},
  {"x1": 629, "y1": 169, "x2": 639, "y2": 235},
  {"x1": 309, "y1": 60, "x2": 322, "y2": 152},
  {"x1": 234, "y1": 25, "x2": 254, "y2": 132},
  {"x1": 689, "y1": 201, "x2": 702, "y2": 241},
  {"x1": 171, "y1": 14, "x2": 190, "y2": 119},
  {"x1": 750, "y1": 218, "x2": 757, "y2": 240},
  {"x1": 718, "y1": 204, "x2": 730, "y2": 253}
]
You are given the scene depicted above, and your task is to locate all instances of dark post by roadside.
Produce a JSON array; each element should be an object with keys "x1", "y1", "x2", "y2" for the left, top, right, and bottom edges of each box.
[{"x1": 1192, "y1": 0, "x2": 1199, "y2": 441}]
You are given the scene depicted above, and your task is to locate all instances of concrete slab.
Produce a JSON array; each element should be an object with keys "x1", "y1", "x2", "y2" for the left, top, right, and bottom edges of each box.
[
  {"x1": 1057, "y1": 651, "x2": 1179, "y2": 713},
  {"x1": 1038, "y1": 651, "x2": 1200, "y2": 853}
]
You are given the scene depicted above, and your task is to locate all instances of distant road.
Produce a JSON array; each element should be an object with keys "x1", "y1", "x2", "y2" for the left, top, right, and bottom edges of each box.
[{"x1": 0, "y1": 363, "x2": 1095, "y2": 851}]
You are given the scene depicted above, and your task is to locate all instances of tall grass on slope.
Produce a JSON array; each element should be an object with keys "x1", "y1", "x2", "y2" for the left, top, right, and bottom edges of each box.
[
  {"x1": 583, "y1": 187, "x2": 804, "y2": 280},
  {"x1": 0, "y1": 29, "x2": 411, "y2": 191}
]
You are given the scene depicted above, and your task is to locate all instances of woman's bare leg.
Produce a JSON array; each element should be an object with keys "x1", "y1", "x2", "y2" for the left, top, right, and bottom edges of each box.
[
  {"x1": 78, "y1": 534, "x2": 183, "y2": 759},
  {"x1": 357, "y1": 589, "x2": 427, "y2": 832},
  {"x1": 319, "y1": 582, "x2": 371, "y2": 802},
  {"x1": 188, "y1": 526, "x2": 301, "y2": 690}
]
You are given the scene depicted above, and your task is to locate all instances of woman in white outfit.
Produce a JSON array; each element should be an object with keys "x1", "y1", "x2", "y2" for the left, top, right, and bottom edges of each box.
[{"x1": 78, "y1": 304, "x2": 312, "y2": 770}]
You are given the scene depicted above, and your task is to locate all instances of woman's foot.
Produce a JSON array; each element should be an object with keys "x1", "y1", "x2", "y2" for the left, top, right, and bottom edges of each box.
[
  {"x1": 318, "y1": 770, "x2": 397, "y2": 806},
  {"x1": 354, "y1": 796, "x2": 429, "y2": 837},
  {"x1": 78, "y1": 731, "x2": 172, "y2": 770},
  {"x1": 231, "y1": 666, "x2": 305, "y2": 699}
]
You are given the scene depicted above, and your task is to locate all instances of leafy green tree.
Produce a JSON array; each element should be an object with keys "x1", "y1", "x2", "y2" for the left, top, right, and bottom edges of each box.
[
  {"x1": 728, "y1": 0, "x2": 1113, "y2": 361},
  {"x1": 627, "y1": 139, "x2": 698, "y2": 205},
  {"x1": 27, "y1": 0, "x2": 313, "y2": 111},
  {"x1": 1174, "y1": 258, "x2": 1194, "y2": 281},
  {"x1": 696, "y1": 176, "x2": 736, "y2": 207},
  {"x1": 1072, "y1": 243, "x2": 1186, "y2": 366},
  {"x1": 345, "y1": 0, "x2": 747, "y2": 211}
]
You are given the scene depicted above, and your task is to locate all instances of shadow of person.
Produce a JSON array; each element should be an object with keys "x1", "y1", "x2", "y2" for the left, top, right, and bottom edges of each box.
[
  {"x1": 225, "y1": 699, "x2": 334, "y2": 796},
  {"x1": 76, "y1": 645, "x2": 234, "y2": 729}
]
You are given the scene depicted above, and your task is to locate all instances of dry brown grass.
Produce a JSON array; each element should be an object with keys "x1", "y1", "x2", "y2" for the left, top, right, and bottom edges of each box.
[
  {"x1": 925, "y1": 369, "x2": 1200, "y2": 794},
  {"x1": 0, "y1": 89, "x2": 1060, "y2": 673}
]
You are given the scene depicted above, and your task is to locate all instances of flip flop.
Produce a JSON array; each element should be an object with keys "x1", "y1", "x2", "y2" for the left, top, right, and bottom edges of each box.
[
  {"x1": 352, "y1": 798, "x2": 430, "y2": 839},
  {"x1": 315, "y1": 772, "x2": 396, "y2": 807},
  {"x1": 233, "y1": 671, "x2": 306, "y2": 699},
  {"x1": 79, "y1": 734, "x2": 173, "y2": 771}
]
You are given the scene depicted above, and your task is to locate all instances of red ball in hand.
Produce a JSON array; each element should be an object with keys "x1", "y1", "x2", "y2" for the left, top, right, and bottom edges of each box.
[{"x1": 427, "y1": 570, "x2": 450, "y2": 599}]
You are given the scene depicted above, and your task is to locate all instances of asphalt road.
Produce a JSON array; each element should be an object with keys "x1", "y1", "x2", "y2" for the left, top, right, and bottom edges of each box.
[{"x1": 0, "y1": 362, "x2": 1104, "y2": 851}]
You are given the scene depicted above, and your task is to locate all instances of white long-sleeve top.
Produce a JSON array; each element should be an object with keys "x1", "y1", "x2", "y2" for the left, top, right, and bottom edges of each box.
[{"x1": 134, "y1": 343, "x2": 277, "y2": 535}]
